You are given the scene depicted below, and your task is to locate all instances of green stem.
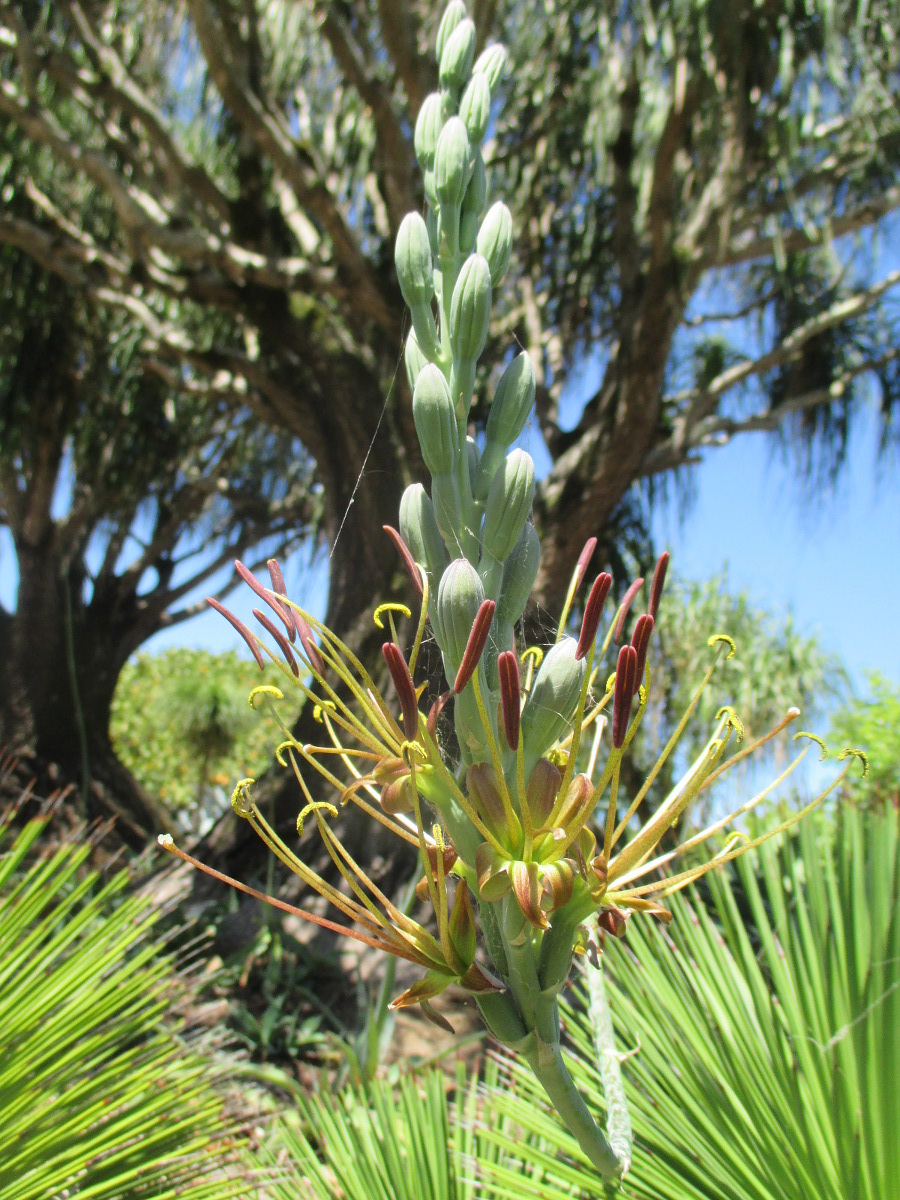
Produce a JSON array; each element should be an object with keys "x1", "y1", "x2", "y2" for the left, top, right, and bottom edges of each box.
[
  {"x1": 585, "y1": 962, "x2": 633, "y2": 1180},
  {"x1": 522, "y1": 1035, "x2": 624, "y2": 1182}
]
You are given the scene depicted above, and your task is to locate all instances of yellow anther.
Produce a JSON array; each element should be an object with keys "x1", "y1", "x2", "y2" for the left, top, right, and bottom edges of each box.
[
  {"x1": 716, "y1": 705, "x2": 745, "y2": 742},
  {"x1": 401, "y1": 739, "x2": 428, "y2": 767},
  {"x1": 433, "y1": 823, "x2": 445, "y2": 852},
  {"x1": 249, "y1": 685, "x2": 284, "y2": 708},
  {"x1": 521, "y1": 646, "x2": 544, "y2": 668},
  {"x1": 231, "y1": 777, "x2": 256, "y2": 817},
  {"x1": 793, "y1": 731, "x2": 828, "y2": 759},
  {"x1": 275, "y1": 739, "x2": 300, "y2": 767},
  {"x1": 373, "y1": 602, "x2": 413, "y2": 629},
  {"x1": 313, "y1": 700, "x2": 337, "y2": 723},
  {"x1": 720, "y1": 830, "x2": 748, "y2": 853},
  {"x1": 296, "y1": 800, "x2": 339, "y2": 836},
  {"x1": 708, "y1": 633, "x2": 736, "y2": 658},
  {"x1": 605, "y1": 671, "x2": 617, "y2": 694},
  {"x1": 838, "y1": 747, "x2": 869, "y2": 776}
]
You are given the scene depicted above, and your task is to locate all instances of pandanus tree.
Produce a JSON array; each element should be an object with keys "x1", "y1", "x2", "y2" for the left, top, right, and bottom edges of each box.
[{"x1": 162, "y1": 9, "x2": 868, "y2": 1182}]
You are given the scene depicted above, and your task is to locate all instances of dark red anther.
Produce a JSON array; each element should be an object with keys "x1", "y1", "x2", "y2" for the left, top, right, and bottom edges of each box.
[
  {"x1": 427, "y1": 690, "x2": 452, "y2": 735},
  {"x1": 267, "y1": 558, "x2": 297, "y2": 641},
  {"x1": 383, "y1": 525, "x2": 424, "y2": 597},
  {"x1": 234, "y1": 559, "x2": 295, "y2": 641},
  {"x1": 613, "y1": 576, "x2": 644, "y2": 644},
  {"x1": 497, "y1": 650, "x2": 521, "y2": 750},
  {"x1": 648, "y1": 552, "x2": 670, "y2": 621},
  {"x1": 573, "y1": 536, "x2": 598, "y2": 593},
  {"x1": 453, "y1": 599, "x2": 496, "y2": 695},
  {"x1": 206, "y1": 597, "x2": 265, "y2": 670},
  {"x1": 630, "y1": 613, "x2": 655, "y2": 696},
  {"x1": 294, "y1": 614, "x2": 326, "y2": 676},
  {"x1": 575, "y1": 572, "x2": 612, "y2": 661},
  {"x1": 612, "y1": 644, "x2": 638, "y2": 748},
  {"x1": 253, "y1": 608, "x2": 299, "y2": 677},
  {"x1": 382, "y1": 642, "x2": 420, "y2": 739}
]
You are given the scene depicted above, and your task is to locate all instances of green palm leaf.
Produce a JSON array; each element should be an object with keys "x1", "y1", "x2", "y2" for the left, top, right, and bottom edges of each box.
[
  {"x1": 0, "y1": 805, "x2": 252, "y2": 1199},
  {"x1": 467, "y1": 805, "x2": 898, "y2": 1199}
]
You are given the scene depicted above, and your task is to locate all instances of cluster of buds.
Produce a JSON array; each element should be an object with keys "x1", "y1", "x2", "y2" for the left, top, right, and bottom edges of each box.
[{"x1": 161, "y1": 3, "x2": 866, "y2": 1182}]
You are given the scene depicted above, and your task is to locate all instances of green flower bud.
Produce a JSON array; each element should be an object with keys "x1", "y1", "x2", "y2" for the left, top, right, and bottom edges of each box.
[
  {"x1": 459, "y1": 73, "x2": 491, "y2": 145},
  {"x1": 450, "y1": 253, "x2": 492, "y2": 363},
  {"x1": 435, "y1": 117, "x2": 470, "y2": 210},
  {"x1": 431, "y1": 474, "x2": 464, "y2": 549},
  {"x1": 459, "y1": 153, "x2": 486, "y2": 254},
  {"x1": 439, "y1": 18, "x2": 476, "y2": 92},
  {"x1": 395, "y1": 213, "x2": 433, "y2": 310},
  {"x1": 400, "y1": 483, "x2": 448, "y2": 592},
  {"x1": 476, "y1": 201, "x2": 513, "y2": 289},
  {"x1": 436, "y1": 2, "x2": 467, "y2": 65},
  {"x1": 496, "y1": 522, "x2": 541, "y2": 626},
  {"x1": 481, "y1": 448, "x2": 535, "y2": 562},
  {"x1": 476, "y1": 350, "x2": 535, "y2": 495},
  {"x1": 404, "y1": 328, "x2": 430, "y2": 392},
  {"x1": 520, "y1": 638, "x2": 587, "y2": 768},
  {"x1": 414, "y1": 92, "x2": 444, "y2": 171},
  {"x1": 413, "y1": 364, "x2": 459, "y2": 476},
  {"x1": 473, "y1": 42, "x2": 507, "y2": 91},
  {"x1": 436, "y1": 558, "x2": 485, "y2": 668}
]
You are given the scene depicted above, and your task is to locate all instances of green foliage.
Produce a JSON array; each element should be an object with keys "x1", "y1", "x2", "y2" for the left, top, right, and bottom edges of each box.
[
  {"x1": 111, "y1": 647, "x2": 302, "y2": 821},
  {"x1": 0, "y1": 805, "x2": 251, "y2": 1199},
  {"x1": 467, "y1": 803, "x2": 898, "y2": 1199},
  {"x1": 829, "y1": 672, "x2": 900, "y2": 807}
]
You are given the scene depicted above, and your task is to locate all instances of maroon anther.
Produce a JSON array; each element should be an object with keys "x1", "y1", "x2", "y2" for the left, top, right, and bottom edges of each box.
[
  {"x1": 383, "y1": 525, "x2": 424, "y2": 597},
  {"x1": 497, "y1": 650, "x2": 521, "y2": 750},
  {"x1": 575, "y1": 572, "x2": 613, "y2": 661},
  {"x1": 206, "y1": 597, "x2": 265, "y2": 670},
  {"x1": 613, "y1": 576, "x2": 644, "y2": 644},
  {"x1": 427, "y1": 690, "x2": 452, "y2": 735},
  {"x1": 382, "y1": 642, "x2": 420, "y2": 739},
  {"x1": 234, "y1": 559, "x2": 294, "y2": 640},
  {"x1": 573, "y1": 536, "x2": 598, "y2": 593},
  {"x1": 266, "y1": 558, "x2": 297, "y2": 640},
  {"x1": 454, "y1": 599, "x2": 496, "y2": 694},
  {"x1": 630, "y1": 613, "x2": 655, "y2": 696},
  {"x1": 253, "y1": 608, "x2": 299, "y2": 677},
  {"x1": 648, "y1": 551, "x2": 670, "y2": 621},
  {"x1": 294, "y1": 614, "x2": 326, "y2": 676},
  {"x1": 612, "y1": 644, "x2": 638, "y2": 748}
]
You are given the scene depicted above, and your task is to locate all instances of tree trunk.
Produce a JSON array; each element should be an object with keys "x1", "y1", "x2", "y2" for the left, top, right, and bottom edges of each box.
[{"x1": 0, "y1": 539, "x2": 174, "y2": 846}]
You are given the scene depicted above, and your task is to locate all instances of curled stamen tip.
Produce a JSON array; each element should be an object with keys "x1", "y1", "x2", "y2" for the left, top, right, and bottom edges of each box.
[
  {"x1": 708, "y1": 633, "x2": 736, "y2": 658},
  {"x1": 297, "y1": 800, "x2": 339, "y2": 836},
  {"x1": 793, "y1": 731, "x2": 828, "y2": 759},
  {"x1": 715, "y1": 705, "x2": 745, "y2": 741},
  {"x1": 231, "y1": 778, "x2": 256, "y2": 817},
  {"x1": 373, "y1": 601, "x2": 413, "y2": 629},
  {"x1": 158, "y1": 834, "x2": 174, "y2": 850},
  {"x1": 249, "y1": 684, "x2": 284, "y2": 708},
  {"x1": 838, "y1": 747, "x2": 869, "y2": 776}
]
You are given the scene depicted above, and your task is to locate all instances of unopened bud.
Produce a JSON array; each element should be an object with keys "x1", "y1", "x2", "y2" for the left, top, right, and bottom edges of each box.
[
  {"x1": 525, "y1": 757, "x2": 563, "y2": 827},
  {"x1": 434, "y1": 117, "x2": 470, "y2": 209},
  {"x1": 404, "y1": 328, "x2": 430, "y2": 391},
  {"x1": 496, "y1": 522, "x2": 541, "y2": 626},
  {"x1": 413, "y1": 364, "x2": 459, "y2": 476},
  {"x1": 414, "y1": 92, "x2": 444, "y2": 170},
  {"x1": 482, "y1": 449, "x2": 535, "y2": 563},
  {"x1": 473, "y1": 42, "x2": 507, "y2": 90},
  {"x1": 480, "y1": 351, "x2": 535, "y2": 492},
  {"x1": 477, "y1": 201, "x2": 513, "y2": 289},
  {"x1": 630, "y1": 613, "x2": 655, "y2": 695},
  {"x1": 436, "y1": 558, "x2": 485, "y2": 668},
  {"x1": 449, "y1": 253, "x2": 492, "y2": 363},
  {"x1": 436, "y1": 1, "x2": 467, "y2": 65},
  {"x1": 439, "y1": 17, "x2": 476, "y2": 91},
  {"x1": 395, "y1": 212, "x2": 434, "y2": 311},
  {"x1": 459, "y1": 72, "x2": 491, "y2": 144},
  {"x1": 520, "y1": 638, "x2": 587, "y2": 765},
  {"x1": 459, "y1": 152, "x2": 486, "y2": 254},
  {"x1": 598, "y1": 907, "x2": 627, "y2": 939},
  {"x1": 399, "y1": 484, "x2": 448, "y2": 593}
]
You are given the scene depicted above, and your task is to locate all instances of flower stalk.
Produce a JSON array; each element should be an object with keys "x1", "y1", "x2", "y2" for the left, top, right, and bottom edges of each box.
[{"x1": 159, "y1": 4, "x2": 869, "y2": 1185}]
